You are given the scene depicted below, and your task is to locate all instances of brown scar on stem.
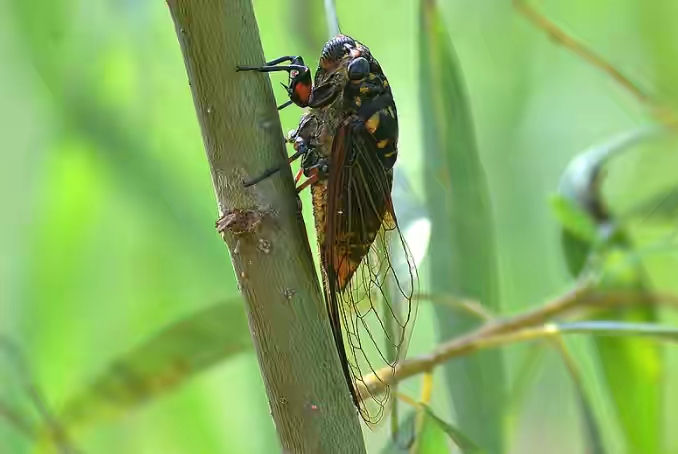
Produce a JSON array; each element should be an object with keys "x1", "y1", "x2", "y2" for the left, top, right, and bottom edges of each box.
[{"x1": 215, "y1": 208, "x2": 263, "y2": 236}]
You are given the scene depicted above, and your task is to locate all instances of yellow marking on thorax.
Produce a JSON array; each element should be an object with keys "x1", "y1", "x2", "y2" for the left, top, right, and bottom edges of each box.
[
  {"x1": 365, "y1": 112, "x2": 380, "y2": 134},
  {"x1": 377, "y1": 139, "x2": 390, "y2": 149}
]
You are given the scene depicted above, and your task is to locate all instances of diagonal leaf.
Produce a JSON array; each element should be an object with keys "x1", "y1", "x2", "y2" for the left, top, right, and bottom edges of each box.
[
  {"x1": 419, "y1": 0, "x2": 505, "y2": 452},
  {"x1": 37, "y1": 300, "x2": 250, "y2": 444},
  {"x1": 410, "y1": 405, "x2": 449, "y2": 454},
  {"x1": 421, "y1": 404, "x2": 485, "y2": 454},
  {"x1": 556, "y1": 128, "x2": 665, "y2": 453}
]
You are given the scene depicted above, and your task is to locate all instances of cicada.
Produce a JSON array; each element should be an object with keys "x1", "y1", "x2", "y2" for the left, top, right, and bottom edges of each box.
[{"x1": 237, "y1": 34, "x2": 417, "y2": 425}]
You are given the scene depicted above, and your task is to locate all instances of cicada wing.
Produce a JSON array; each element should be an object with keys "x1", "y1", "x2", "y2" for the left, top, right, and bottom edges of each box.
[{"x1": 323, "y1": 121, "x2": 419, "y2": 428}]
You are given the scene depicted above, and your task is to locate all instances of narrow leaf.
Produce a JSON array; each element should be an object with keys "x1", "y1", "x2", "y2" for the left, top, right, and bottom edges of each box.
[
  {"x1": 419, "y1": 1, "x2": 505, "y2": 452},
  {"x1": 548, "y1": 194, "x2": 598, "y2": 244},
  {"x1": 421, "y1": 404, "x2": 484, "y2": 453},
  {"x1": 39, "y1": 301, "x2": 250, "y2": 442},
  {"x1": 411, "y1": 406, "x2": 449, "y2": 454}
]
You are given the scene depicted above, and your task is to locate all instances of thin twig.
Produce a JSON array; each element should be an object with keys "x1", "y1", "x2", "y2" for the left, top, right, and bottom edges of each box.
[
  {"x1": 416, "y1": 293, "x2": 495, "y2": 321},
  {"x1": 359, "y1": 285, "x2": 678, "y2": 399},
  {"x1": 513, "y1": 0, "x2": 649, "y2": 104}
]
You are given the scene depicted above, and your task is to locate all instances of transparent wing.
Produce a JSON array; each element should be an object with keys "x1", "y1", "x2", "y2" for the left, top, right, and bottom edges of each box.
[{"x1": 323, "y1": 120, "x2": 419, "y2": 427}]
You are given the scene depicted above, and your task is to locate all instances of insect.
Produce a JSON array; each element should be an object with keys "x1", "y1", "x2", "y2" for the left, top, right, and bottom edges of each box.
[{"x1": 237, "y1": 34, "x2": 418, "y2": 426}]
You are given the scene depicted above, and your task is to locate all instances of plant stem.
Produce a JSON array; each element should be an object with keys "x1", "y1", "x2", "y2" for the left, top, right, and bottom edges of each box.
[
  {"x1": 165, "y1": 1, "x2": 365, "y2": 451},
  {"x1": 514, "y1": 0, "x2": 649, "y2": 104},
  {"x1": 360, "y1": 285, "x2": 678, "y2": 398}
]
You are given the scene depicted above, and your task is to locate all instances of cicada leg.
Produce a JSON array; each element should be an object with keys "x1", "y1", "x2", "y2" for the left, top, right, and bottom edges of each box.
[
  {"x1": 236, "y1": 55, "x2": 312, "y2": 110},
  {"x1": 243, "y1": 114, "x2": 320, "y2": 187}
]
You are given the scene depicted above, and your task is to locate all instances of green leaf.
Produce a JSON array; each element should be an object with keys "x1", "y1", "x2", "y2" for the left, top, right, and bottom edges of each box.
[
  {"x1": 38, "y1": 301, "x2": 250, "y2": 442},
  {"x1": 399, "y1": 404, "x2": 485, "y2": 454},
  {"x1": 411, "y1": 407, "x2": 449, "y2": 454},
  {"x1": 557, "y1": 126, "x2": 666, "y2": 215},
  {"x1": 419, "y1": 1, "x2": 505, "y2": 452},
  {"x1": 548, "y1": 194, "x2": 599, "y2": 244},
  {"x1": 557, "y1": 130, "x2": 664, "y2": 454},
  {"x1": 592, "y1": 267, "x2": 663, "y2": 454},
  {"x1": 421, "y1": 405, "x2": 485, "y2": 454}
]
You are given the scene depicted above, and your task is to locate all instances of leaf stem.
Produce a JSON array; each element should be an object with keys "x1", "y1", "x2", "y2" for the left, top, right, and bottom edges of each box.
[
  {"x1": 513, "y1": 0, "x2": 649, "y2": 104},
  {"x1": 360, "y1": 284, "x2": 678, "y2": 398}
]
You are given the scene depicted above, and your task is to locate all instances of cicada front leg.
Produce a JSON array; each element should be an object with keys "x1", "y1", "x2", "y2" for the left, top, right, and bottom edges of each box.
[{"x1": 236, "y1": 55, "x2": 313, "y2": 110}]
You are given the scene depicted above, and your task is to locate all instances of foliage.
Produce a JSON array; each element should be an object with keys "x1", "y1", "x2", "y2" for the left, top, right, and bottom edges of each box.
[{"x1": 0, "y1": 0, "x2": 677, "y2": 453}]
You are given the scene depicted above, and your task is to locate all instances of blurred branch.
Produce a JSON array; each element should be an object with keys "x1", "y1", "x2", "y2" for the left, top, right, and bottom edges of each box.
[
  {"x1": 417, "y1": 294, "x2": 495, "y2": 321},
  {"x1": 164, "y1": 0, "x2": 364, "y2": 452},
  {"x1": 360, "y1": 283, "x2": 678, "y2": 398},
  {"x1": 513, "y1": 0, "x2": 650, "y2": 104}
]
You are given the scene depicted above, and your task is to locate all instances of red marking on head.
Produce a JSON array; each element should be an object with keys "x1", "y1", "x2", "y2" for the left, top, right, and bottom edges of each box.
[
  {"x1": 350, "y1": 48, "x2": 361, "y2": 58},
  {"x1": 294, "y1": 82, "x2": 311, "y2": 105}
]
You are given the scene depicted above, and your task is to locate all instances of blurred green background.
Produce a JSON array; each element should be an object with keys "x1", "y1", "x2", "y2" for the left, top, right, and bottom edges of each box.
[{"x1": 1, "y1": 0, "x2": 677, "y2": 453}]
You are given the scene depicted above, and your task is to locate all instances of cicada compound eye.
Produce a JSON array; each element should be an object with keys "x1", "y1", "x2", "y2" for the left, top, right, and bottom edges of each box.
[{"x1": 348, "y1": 57, "x2": 370, "y2": 81}]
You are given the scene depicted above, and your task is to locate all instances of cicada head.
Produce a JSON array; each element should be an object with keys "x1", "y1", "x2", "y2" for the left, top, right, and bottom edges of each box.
[
  {"x1": 308, "y1": 35, "x2": 385, "y2": 109},
  {"x1": 283, "y1": 56, "x2": 312, "y2": 108}
]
